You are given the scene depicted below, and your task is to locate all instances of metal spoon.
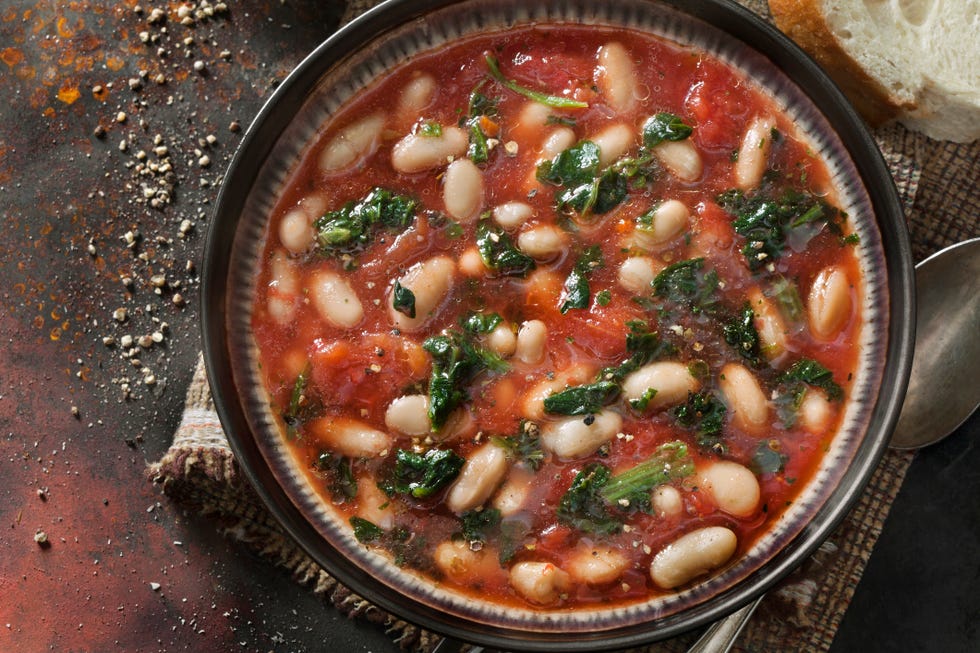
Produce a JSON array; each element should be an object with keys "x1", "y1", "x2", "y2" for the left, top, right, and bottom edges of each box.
[{"x1": 688, "y1": 237, "x2": 980, "y2": 653}]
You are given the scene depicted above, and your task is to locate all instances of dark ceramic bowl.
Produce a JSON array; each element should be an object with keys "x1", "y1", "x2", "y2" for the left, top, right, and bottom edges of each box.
[{"x1": 201, "y1": 0, "x2": 914, "y2": 649}]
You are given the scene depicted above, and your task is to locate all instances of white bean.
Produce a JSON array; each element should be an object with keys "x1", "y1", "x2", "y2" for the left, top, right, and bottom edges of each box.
[
  {"x1": 633, "y1": 199, "x2": 690, "y2": 250},
  {"x1": 523, "y1": 269, "x2": 563, "y2": 310},
  {"x1": 319, "y1": 112, "x2": 386, "y2": 174},
  {"x1": 458, "y1": 247, "x2": 488, "y2": 277},
  {"x1": 384, "y1": 395, "x2": 430, "y2": 436},
  {"x1": 618, "y1": 256, "x2": 661, "y2": 294},
  {"x1": 652, "y1": 485, "x2": 683, "y2": 518},
  {"x1": 622, "y1": 362, "x2": 700, "y2": 412},
  {"x1": 591, "y1": 123, "x2": 635, "y2": 168},
  {"x1": 734, "y1": 116, "x2": 775, "y2": 190},
  {"x1": 391, "y1": 125, "x2": 468, "y2": 173},
  {"x1": 433, "y1": 407, "x2": 477, "y2": 443},
  {"x1": 748, "y1": 287, "x2": 787, "y2": 360},
  {"x1": 808, "y1": 265, "x2": 852, "y2": 340},
  {"x1": 311, "y1": 416, "x2": 392, "y2": 458},
  {"x1": 396, "y1": 73, "x2": 436, "y2": 121},
  {"x1": 300, "y1": 193, "x2": 328, "y2": 218},
  {"x1": 595, "y1": 42, "x2": 637, "y2": 113},
  {"x1": 566, "y1": 544, "x2": 629, "y2": 585},
  {"x1": 515, "y1": 101, "x2": 552, "y2": 133},
  {"x1": 509, "y1": 561, "x2": 571, "y2": 605},
  {"x1": 355, "y1": 473, "x2": 394, "y2": 528},
  {"x1": 279, "y1": 209, "x2": 315, "y2": 254},
  {"x1": 650, "y1": 526, "x2": 738, "y2": 589},
  {"x1": 443, "y1": 158, "x2": 484, "y2": 222},
  {"x1": 514, "y1": 319, "x2": 548, "y2": 365},
  {"x1": 267, "y1": 251, "x2": 298, "y2": 325},
  {"x1": 446, "y1": 442, "x2": 511, "y2": 513},
  {"x1": 719, "y1": 363, "x2": 769, "y2": 434},
  {"x1": 493, "y1": 466, "x2": 535, "y2": 516},
  {"x1": 311, "y1": 270, "x2": 364, "y2": 328},
  {"x1": 538, "y1": 126, "x2": 577, "y2": 163},
  {"x1": 540, "y1": 410, "x2": 622, "y2": 460},
  {"x1": 697, "y1": 461, "x2": 760, "y2": 517},
  {"x1": 654, "y1": 140, "x2": 703, "y2": 182},
  {"x1": 487, "y1": 323, "x2": 517, "y2": 358},
  {"x1": 493, "y1": 201, "x2": 534, "y2": 230},
  {"x1": 434, "y1": 540, "x2": 500, "y2": 581},
  {"x1": 517, "y1": 225, "x2": 568, "y2": 260},
  {"x1": 388, "y1": 256, "x2": 456, "y2": 332},
  {"x1": 799, "y1": 389, "x2": 834, "y2": 434},
  {"x1": 522, "y1": 363, "x2": 595, "y2": 420}
]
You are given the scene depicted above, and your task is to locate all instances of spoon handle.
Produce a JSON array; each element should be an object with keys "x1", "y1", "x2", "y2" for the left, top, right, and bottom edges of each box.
[{"x1": 685, "y1": 596, "x2": 763, "y2": 653}]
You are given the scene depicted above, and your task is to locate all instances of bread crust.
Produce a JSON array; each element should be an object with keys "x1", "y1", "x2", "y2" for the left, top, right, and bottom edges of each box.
[{"x1": 768, "y1": 0, "x2": 915, "y2": 126}]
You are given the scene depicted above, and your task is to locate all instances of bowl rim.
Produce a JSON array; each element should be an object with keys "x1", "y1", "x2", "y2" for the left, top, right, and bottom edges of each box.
[{"x1": 201, "y1": 0, "x2": 915, "y2": 649}]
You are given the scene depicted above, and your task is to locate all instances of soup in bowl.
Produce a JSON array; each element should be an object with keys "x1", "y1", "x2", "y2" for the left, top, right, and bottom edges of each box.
[{"x1": 203, "y1": 0, "x2": 912, "y2": 648}]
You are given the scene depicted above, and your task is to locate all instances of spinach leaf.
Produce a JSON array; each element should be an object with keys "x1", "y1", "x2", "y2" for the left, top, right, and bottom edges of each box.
[
  {"x1": 598, "y1": 319, "x2": 676, "y2": 384},
  {"x1": 652, "y1": 258, "x2": 721, "y2": 314},
  {"x1": 498, "y1": 518, "x2": 532, "y2": 564},
  {"x1": 283, "y1": 363, "x2": 315, "y2": 438},
  {"x1": 751, "y1": 439, "x2": 788, "y2": 475},
  {"x1": 314, "y1": 188, "x2": 418, "y2": 256},
  {"x1": 461, "y1": 311, "x2": 503, "y2": 334},
  {"x1": 348, "y1": 518, "x2": 424, "y2": 569},
  {"x1": 600, "y1": 440, "x2": 694, "y2": 512},
  {"x1": 350, "y1": 516, "x2": 386, "y2": 543},
  {"x1": 283, "y1": 364, "x2": 310, "y2": 426},
  {"x1": 560, "y1": 245, "x2": 604, "y2": 313},
  {"x1": 392, "y1": 280, "x2": 416, "y2": 318},
  {"x1": 673, "y1": 391, "x2": 728, "y2": 452},
  {"x1": 537, "y1": 141, "x2": 628, "y2": 216},
  {"x1": 556, "y1": 463, "x2": 621, "y2": 535},
  {"x1": 770, "y1": 274, "x2": 804, "y2": 323},
  {"x1": 467, "y1": 86, "x2": 499, "y2": 119},
  {"x1": 458, "y1": 508, "x2": 502, "y2": 544},
  {"x1": 419, "y1": 121, "x2": 442, "y2": 137},
  {"x1": 607, "y1": 152, "x2": 661, "y2": 188},
  {"x1": 314, "y1": 451, "x2": 358, "y2": 502},
  {"x1": 628, "y1": 387, "x2": 658, "y2": 412},
  {"x1": 642, "y1": 112, "x2": 694, "y2": 147},
  {"x1": 423, "y1": 330, "x2": 509, "y2": 429},
  {"x1": 381, "y1": 448, "x2": 465, "y2": 499},
  {"x1": 775, "y1": 358, "x2": 843, "y2": 426},
  {"x1": 475, "y1": 219, "x2": 536, "y2": 277},
  {"x1": 593, "y1": 168, "x2": 629, "y2": 213},
  {"x1": 546, "y1": 115, "x2": 577, "y2": 127},
  {"x1": 490, "y1": 422, "x2": 545, "y2": 470},
  {"x1": 543, "y1": 381, "x2": 620, "y2": 416},
  {"x1": 717, "y1": 188, "x2": 846, "y2": 271},
  {"x1": 537, "y1": 140, "x2": 600, "y2": 208},
  {"x1": 467, "y1": 120, "x2": 491, "y2": 164},
  {"x1": 463, "y1": 87, "x2": 500, "y2": 164},
  {"x1": 723, "y1": 302, "x2": 762, "y2": 366},
  {"x1": 485, "y1": 55, "x2": 588, "y2": 109},
  {"x1": 781, "y1": 358, "x2": 843, "y2": 401}
]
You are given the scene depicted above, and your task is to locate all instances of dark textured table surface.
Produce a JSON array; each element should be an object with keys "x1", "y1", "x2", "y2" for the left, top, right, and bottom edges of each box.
[{"x1": 1, "y1": 2, "x2": 976, "y2": 652}]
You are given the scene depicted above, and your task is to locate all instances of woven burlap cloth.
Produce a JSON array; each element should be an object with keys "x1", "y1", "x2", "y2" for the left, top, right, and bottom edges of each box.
[{"x1": 148, "y1": 1, "x2": 979, "y2": 651}]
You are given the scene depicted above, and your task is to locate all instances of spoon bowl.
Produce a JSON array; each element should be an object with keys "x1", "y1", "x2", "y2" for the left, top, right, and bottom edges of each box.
[{"x1": 890, "y1": 238, "x2": 980, "y2": 449}]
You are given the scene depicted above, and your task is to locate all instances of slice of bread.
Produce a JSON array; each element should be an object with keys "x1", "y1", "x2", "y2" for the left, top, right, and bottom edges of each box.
[{"x1": 768, "y1": 0, "x2": 980, "y2": 142}]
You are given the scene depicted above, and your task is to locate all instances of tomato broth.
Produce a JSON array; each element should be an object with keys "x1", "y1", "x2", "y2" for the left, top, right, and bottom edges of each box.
[{"x1": 251, "y1": 25, "x2": 862, "y2": 610}]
